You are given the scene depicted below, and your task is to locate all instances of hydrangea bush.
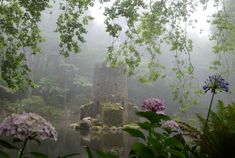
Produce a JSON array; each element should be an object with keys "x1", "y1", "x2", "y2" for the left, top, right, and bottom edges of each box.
[
  {"x1": 0, "y1": 112, "x2": 77, "y2": 158},
  {"x1": 161, "y1": 120, "x2": 180, "y2": 132},
  {"x1": 0, "y1": 112, "x2": 57, "y2": 141},
  {"x1": 142, "y1": 97, "x2": 166, "y2": 114},
  {"x1": 122, "y1": 97, "x2": 187, "y2": 158}
]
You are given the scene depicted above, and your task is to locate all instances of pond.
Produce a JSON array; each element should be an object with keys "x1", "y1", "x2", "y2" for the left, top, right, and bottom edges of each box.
[{"x1": 25, "y1": 120, "x2": 135, "y2": 158}]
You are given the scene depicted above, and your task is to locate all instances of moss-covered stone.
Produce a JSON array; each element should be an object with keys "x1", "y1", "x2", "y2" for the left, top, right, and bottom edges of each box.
[
  {"x1": 123, "y1": 101, "x2": 140, "y2": 124},
  {"x1": 80, "y1": 102, "x2": 100, "y2": 120},
  {"x1": 101, "y1": 102, "x2": 124, "y2": 126},
  {"x1": 102, "y1": 102, "x2": 123, "y2": 111}
]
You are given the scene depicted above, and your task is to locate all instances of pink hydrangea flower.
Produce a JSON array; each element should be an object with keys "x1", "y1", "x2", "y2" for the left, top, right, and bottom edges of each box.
[
  {"x1": 0, "y1": 112, "x2": 57, "y2": 141},
  {"x1": 161, "y1": 120, "x2": 180, "y2": 132},
  {"x1": 142, "y1": 97, "x2": 166, "y2": 114}
]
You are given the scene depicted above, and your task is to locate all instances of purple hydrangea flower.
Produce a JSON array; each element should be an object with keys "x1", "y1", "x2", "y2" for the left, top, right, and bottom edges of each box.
[
  {"x1": 0, "y1": 112, "x2": 57, "y2": 141},
  {"x1": 161, "y1": 120, "x2": 180, "y2": 132},
  {"x1": 142, "y1": 98, "x2": 166, "y2": 114},
  {"x1": 203, "y1": 75, "x2": 229, "y2": 93}
]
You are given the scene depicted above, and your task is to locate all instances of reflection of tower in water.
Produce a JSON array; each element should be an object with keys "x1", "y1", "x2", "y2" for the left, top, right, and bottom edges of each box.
[{"x1": 80, "y1": 131, "x2": 136, "y2": 157}]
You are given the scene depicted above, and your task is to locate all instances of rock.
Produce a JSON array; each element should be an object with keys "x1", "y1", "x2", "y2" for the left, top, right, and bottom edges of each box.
[
  {"x1": 68, "y1": 123, "x2": 80, "y2": 130},
  {"x1": 110, "y1": 126, "x2": 117, "y2": 133},
  {"x1": 117, "y1": 126, "x2": 123, "y2": 132},
  {"x1": 80, "y1": 117, "x2": 92, "y2": 130},
  {"x1": 91, "y1": 126, "x2": 102, "y2": 133},
  {"x1": 91, "y1": 118, "x2": 102, "y2": 126},
  {"x1": 102, "y1": 125, "x2": 110, "y2": 133}
]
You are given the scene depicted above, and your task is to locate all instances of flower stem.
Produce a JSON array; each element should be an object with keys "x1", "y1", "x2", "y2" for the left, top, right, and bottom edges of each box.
[
  {"x1": 18, "y1": 138, "x2": 28, "y2": 158},
  {"x1": 203, "y1": 92, "x2": 215, "y2": 134},
  {"x1": 147, "y1": 127, "x2": 152, "y2": 147}
]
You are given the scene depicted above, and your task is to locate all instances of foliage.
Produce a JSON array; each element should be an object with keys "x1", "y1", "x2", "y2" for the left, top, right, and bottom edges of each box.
[
  {"x1": 178, "y1": 100, "x2": 235, "y2": 158},
  {"x1": 73, "y1": 75, "x2": 92, "y2": 88},
  {"x1": 38, "y1": 77, "x2": 65, "y2": 95},
  {"x1": 0, "y1": 96, "x2": 62, "y2": 119},
  {"x1": 196, "y1": 100, "x2": 235, "y2": 158},
  {"x1": 0, "y1": 0, "x2": 234, "y2": 109},
  {"x1": 56, "y1": 0, "x2": 94, "y2": 57},
  {"x1": 0, "y1": 0, "x2": 50, "y2": 90},
  {"x1": 124, "y1": 111, "x2": 188, "y2": 158},
  {"x1": 209, "y1": 0, "x2": 235, "y2": 74},
  {"x1": 104, "y1": 0, "x2": 198, "y2": 111},
  {"x1": 85, "y1": 146, "x2": 118, "y2": 158}
]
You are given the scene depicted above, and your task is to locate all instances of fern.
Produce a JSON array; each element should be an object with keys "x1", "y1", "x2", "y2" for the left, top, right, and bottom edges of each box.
[
  {"x1": 195, "y1": 113, "x2": 205, "y2": 131},
  {"x1": 196, "y1": 100, "x2": 235, "y2": 158},
  {"x1": 177, "y1": 121, "x2": 201, "y2": 141}
]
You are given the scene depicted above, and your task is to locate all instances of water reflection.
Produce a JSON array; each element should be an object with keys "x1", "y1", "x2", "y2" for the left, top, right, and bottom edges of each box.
[
  {"x1": 80, "y1": 130, "x2": 135, "y2": 157},
  {"x1": 27, "y1": 121, "x2": 135, "y2": 158}
]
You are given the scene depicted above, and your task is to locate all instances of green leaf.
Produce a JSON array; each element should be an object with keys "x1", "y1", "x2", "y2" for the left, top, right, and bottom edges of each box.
[
  {"x1": 148, "y1": 137, "x2": 162, "y2": 150},
  {"x1": 58, "y1": 153, "x2": 80, "y2": 158},
  {"x1": 128, "y1": 149, "x2": 137, "y2": 158},
  {"x1": 123, "y1": 128, "x2": 146, "y2": 140},
  {"x1": 136, "y1": 111, "x2": 170, "y2": 124},
  {"x1": 30, "y1": 152, "x2": 49, "y2": 158},
  {"x1": 96, "y1": 151, "x2": 117, "y2": 158},
  {"x1": 132, "y1": 142, "x2": 154, "y2": 158},
  {"x1": 0, "y1": 139, "x2": 19, "y2": 150},
  {"x1": 137, "y1": 122, "x2": 152, "y2": 131},
  {"x1": 0, "y1": 150, "x2": 11, "y2": 158},
  {"x1": 165, "y1": 137, "x2": 184, "y2": 149},
  {"x1": 12, "y1": 138, "x2": 23, "y2": 143},
  {"x1": 31, "y1": 138, "x2": 41, "y2": 145},
  {"x1": 85, "y1": 146, "x2": 93, "y2": 158},
  {"x1": 168, "y1": 149, "x2": 185, "y2": 158}
]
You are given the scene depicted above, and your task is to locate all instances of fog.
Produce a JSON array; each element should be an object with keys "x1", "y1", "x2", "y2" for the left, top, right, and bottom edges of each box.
[
  {"x1": 19, "y1": 1, "x2": 234, "y2": 118},
  {"x1": 0, "y1": 1, "x2": 235, "y2": 157}
]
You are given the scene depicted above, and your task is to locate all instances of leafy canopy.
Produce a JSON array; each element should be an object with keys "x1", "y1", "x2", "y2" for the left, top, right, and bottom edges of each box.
[{"x1": 0, "y1": 0, "x2": 234, "y2": 94}]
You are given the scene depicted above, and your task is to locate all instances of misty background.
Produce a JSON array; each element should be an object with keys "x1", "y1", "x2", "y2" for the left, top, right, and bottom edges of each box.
[
  {"x1": 0, "y1": 1, "x2": 235, "y2": 157},
  {"x1": 22, "y1": 1, "x2": 234, "y2": 119}
]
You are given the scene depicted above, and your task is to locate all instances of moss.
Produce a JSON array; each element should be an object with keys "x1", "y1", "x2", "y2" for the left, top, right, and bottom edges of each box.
[
  {"x1": 102, "y1": 102, "x2": 123, "y2": 111},
  {"x1": 123, "y1": 123, "x2": 139, "y2": 129},
  {"x1": 91, "y1": 126, "x2": 103, "y2": 133},
  {"x1": 103, "y1": 109, "x2": 123, "y2": 126}
]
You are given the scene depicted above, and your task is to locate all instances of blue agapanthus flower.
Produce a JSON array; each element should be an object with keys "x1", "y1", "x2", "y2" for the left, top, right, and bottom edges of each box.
[{"x1": 203, "y1": 75, "x2": 229, "y2": 93}]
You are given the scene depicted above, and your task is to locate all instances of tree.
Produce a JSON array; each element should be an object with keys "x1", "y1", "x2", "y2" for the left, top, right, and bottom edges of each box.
[{"x1": 0, "y1": 0, "x2": 234, "y2": 110}]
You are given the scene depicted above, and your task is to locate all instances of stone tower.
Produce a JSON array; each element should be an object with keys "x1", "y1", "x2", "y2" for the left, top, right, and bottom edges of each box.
[
  {"x1": 92, "y1": 63, "x2": 128, "y2": 102},
  {"x1": 79, "y1": 62, "x2": 139, "y2": 127}
]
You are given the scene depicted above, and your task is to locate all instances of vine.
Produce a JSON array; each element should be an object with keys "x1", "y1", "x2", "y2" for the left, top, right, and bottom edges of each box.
[{"x1": 0, "y1": 0, "x2": 234, "y2": 114}]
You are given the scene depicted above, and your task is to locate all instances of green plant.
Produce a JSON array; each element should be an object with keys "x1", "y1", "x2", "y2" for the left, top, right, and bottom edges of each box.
[
  {"x1": 123, "y1": 111, "x2": 187, "y2": 158},
  {"x1": 85, "y1": 146, "x2": 119, "y2": 158},
  {"x1": 202, "y1": 75, "x2": 229, "y2": 134},
  {"x1": 196, "y1": 101, "x2": 235, "y2": 158},
  {"x1": 0, "y1": 96, "x2": 62, "y2": 119}
]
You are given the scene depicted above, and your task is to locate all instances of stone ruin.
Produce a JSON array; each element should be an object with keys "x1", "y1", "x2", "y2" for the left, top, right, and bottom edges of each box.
[
  {"x1": 79, "y1": 62, "x2": 139, "y2": 129},
  {"x1": 93, "y1": 62, "x2": 128, "y2": 102}
]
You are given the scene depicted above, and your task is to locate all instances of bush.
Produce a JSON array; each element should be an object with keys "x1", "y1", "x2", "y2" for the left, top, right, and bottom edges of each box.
[{"x1": 0, "y1": 96, "x2": 62, "y2": 119}]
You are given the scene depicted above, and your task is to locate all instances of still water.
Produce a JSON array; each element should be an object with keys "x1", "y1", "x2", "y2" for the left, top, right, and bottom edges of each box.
[{"x1": 27, "y1": 120, "x2": 134, "y2": 158}]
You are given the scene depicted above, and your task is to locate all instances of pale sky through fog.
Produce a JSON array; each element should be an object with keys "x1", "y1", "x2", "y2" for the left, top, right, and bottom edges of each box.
[{"x1": 90, "y1": 0, "x2": 218, "y2": 36}]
